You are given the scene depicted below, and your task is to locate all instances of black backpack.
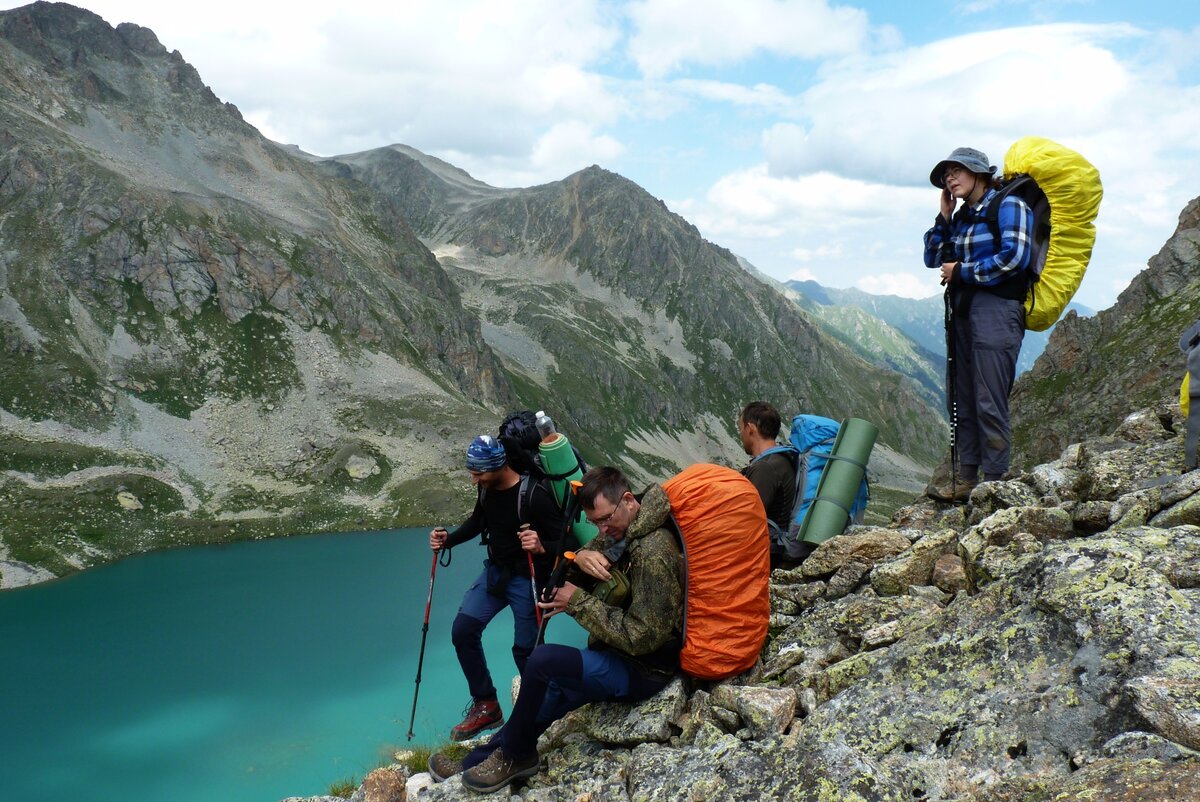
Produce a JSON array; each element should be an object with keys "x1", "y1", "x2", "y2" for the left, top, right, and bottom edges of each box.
[{"x1": 497, "y1": 409, "x2": 587, "y2": 488}]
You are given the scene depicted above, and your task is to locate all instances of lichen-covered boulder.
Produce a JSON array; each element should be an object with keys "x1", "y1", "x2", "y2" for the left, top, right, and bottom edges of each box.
[
  {"x1": 1078, "y1": 438, "x2": 1185, "y2": 501},
  {"x1": 966, "y1": 480, "x2": 1040, "y2": 525},
  {"x1": 958, "y1": 506, "x2": 1073, "y2": 565},
  {"x1": 802, "y1": 528, "x2": 913, "y2": 577},
  {"x1": 870, "y1": 528, "x2": 958, "y2": 595}
]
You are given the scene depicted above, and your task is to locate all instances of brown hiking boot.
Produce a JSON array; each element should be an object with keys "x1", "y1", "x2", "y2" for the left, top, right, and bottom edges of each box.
[
  {"x1": 461, "y1": 746, "x2": 538, "y2": 793},
  {"x1": 427, "y1": 752, "x2": 464, "y2": 782},
  {"x1": 927, "y1": 475, "x2": 977, "y2": 504},
  {"x1": 451, "y1": 699, "x2": 503, "y2": 741}
]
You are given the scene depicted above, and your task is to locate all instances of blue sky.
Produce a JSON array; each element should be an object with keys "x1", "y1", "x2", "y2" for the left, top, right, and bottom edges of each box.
[{"x1": 10, "y1": 0, "x2": 1199, "y2": 309}]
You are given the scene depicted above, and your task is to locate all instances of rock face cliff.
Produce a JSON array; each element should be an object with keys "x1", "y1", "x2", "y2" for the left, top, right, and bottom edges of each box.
[
  {"x1": 1010, "y1": 197, "x2": 1200, "y2": 467},
  {"x1": 293, "y1": 405, "x2": 1200, "y2": 802}
]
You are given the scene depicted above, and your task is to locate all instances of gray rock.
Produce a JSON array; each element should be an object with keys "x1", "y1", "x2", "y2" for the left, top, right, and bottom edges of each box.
[
  {"x1": 932, "y1": 553, "x2": 968, "y2": 594},
  {"x1": 1027, "y1": 463, "x2": 1081, "y2": 500},
  {"x1": 966, "y1": 479, "x2": 1040, "y2": 525},
  {"x1": 729, "y1": 685, "x2": 797, "y2": 738},
  {"x1": 908, "y1": 584, "x2": 951, "y2": 605},
  {"x1": 801, "y1": 528, "x2": 912, "y2": 577},
  {"x1": 825, "y1": 558, "x2": 871, "y2": 600},
  {"x1": 870, "y1": 528, "x2": 958, "y2": 595},
  {"x1": 1074, "y1": 499, "x2": 1115, "y2": 533},
  {"x1": 1102, "y1": 731, "x2": 1200, "y2": 762}
]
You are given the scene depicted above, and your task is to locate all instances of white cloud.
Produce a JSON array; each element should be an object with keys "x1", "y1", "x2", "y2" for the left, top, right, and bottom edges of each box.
[
  {"x1": 672, "y1": 79, "x2": 796, "y2": 110},
  {"x1": 531, "y1": 122, "x2": 626, "y2": 174},
  {"x1": 64, "y1": 0, "x2": 625, "y2": 185},
  {"x1": 765, "y1": 24, "x2": 1144, "y2": 186},
  {"x1": 792, "y1": 244, "x2": 843, "y2": 262},
  {"x1": 627, "y1": 0, "x2": 869, "y2": 77},
  {"x1": 855, "y1": 272, "x2": 935, "y2": 299}
]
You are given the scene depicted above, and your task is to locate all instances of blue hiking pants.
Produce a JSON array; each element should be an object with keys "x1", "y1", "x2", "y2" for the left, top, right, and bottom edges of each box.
[
  {"x1": 463, "y1": 643, "x2": 671, "y2": 766},
  {"x1": 950, "y1": 290, "x2": 1025, "y2": 477},
  {"x1": 452, "y1": 559, "x2": 539, "y2": 703}
]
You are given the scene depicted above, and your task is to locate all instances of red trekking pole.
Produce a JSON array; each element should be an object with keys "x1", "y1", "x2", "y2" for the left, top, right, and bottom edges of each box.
[{"x1": 407, "y1": 544, "x2": 448, "y2": 741}]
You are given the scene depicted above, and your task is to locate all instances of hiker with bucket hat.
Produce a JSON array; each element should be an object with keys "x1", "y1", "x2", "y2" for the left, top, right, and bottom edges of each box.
[
  {"x1": 924, "y1": 146, "x2": 1034, "y2": 502},
  {"x1": 428, "y1": 435, "x2": 570, "y2": 741}
]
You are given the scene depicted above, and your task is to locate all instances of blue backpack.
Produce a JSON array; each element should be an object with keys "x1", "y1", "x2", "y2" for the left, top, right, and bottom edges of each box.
[{"x1": 754, "y1": 414, "x2": 869, "y2": 558}]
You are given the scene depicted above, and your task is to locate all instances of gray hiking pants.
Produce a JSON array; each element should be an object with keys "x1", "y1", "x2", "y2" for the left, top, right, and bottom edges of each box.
[{"x1": 950, "y1": 290, "x2": 1024, "y2": 477}]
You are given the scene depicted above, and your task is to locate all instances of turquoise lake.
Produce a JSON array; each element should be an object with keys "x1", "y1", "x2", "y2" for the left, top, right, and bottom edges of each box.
[{"x1": 0, "y1": 528, "x2": 586, "y2": 802}]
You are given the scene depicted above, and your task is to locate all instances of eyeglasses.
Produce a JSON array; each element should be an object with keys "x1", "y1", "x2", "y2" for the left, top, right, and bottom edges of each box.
[
  {"x1": 585, "y1": 497, "x2": 624, "y2": 527},
  {"x1": 943, "y1": 165, "x2": 968, "y2": 181}
]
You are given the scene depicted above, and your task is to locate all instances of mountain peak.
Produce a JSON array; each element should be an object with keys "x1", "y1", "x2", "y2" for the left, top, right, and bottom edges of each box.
[{"x1": 0, "y1": 1, "x2": 222, "y2": 110}]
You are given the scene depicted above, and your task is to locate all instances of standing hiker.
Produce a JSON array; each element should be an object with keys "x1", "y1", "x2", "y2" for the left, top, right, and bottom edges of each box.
[
  {"x1": 427, "y1": 466, "x2": 684, "y2": 793},
  {"x1": 924, "y1": 147, "x2": 1033, "y2": 502},
  {"x1": 429, "y1": 435, "x2": 569, "y2": 741}
]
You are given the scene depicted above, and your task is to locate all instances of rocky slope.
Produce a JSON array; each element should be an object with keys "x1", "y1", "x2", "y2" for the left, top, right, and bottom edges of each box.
[
  {"x1": 1010, "y1": 196, "x2": 1200, "y2": 467},
  {"x1": 296, "y1": 403, "x2": 1200, "y2": 802},
  {"x1": 328, "y1": 146, "x2": 945, "y2": 484}
]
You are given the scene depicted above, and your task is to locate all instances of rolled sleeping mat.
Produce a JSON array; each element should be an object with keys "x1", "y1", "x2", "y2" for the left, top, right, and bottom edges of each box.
[
  {"x1": 538, "y1": 432, "x2": 599, "y2": 545},
  {"x1": 797, "y1": 417, "x2": 878, "y2": 546}
]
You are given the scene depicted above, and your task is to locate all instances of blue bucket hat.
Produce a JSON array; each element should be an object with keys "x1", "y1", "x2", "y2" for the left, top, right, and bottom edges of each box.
[
  {"x1": 466, "y1": 434, "x2": 507, "y2": 472},
  {"x1": 930, "y1": 147, "x2": 996, "y2": 188}
]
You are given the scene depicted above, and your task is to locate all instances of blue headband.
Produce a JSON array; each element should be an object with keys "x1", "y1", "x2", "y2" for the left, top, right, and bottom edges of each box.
[{"x1": 466, "y1": 435, "x2": 507, "y2": 472}]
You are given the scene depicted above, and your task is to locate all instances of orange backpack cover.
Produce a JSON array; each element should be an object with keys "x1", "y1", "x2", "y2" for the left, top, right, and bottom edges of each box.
[{"x1": 662, "y1": 463, "x2": 771, "y2": 680}]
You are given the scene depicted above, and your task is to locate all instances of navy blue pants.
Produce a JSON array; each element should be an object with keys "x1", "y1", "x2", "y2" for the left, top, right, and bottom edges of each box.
[
  {"x1": 452, "y1": 560, "x2": 539, "y2": 703},
  {"x1": 463, "y1": 644, "x2": 670, "y2": 766},
  {"x1": 950, "y1": 291, "x2": 1025, "y2": 477}
]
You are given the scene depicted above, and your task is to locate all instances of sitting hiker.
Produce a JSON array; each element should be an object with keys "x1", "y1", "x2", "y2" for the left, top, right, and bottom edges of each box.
[
  {"x1": 429, "y1": 435, "x2": 569, "y2": 742},
  {"x1": 428, "y1": 466, "x2": 684, "y2": 793},
  {"x1": 738, "y1": 401, "x2": 797, "y2": 566}
]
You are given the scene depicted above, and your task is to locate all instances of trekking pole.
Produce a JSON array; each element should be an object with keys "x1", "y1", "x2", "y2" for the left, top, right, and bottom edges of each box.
[
  {"x1": 523, "y1": 538, "x2": 543, "y2": 629},
  {"x1": 536, "y1": 550, "x2": 577, "y2": 643},
  {"x1": 407, "y1": 544, "x2": 449, "y2": 741},
  {"x1": 942, "y1": 241, "x2": 960, "y2": 501},
  {"x1": 536, "y1": 480, "x2": 583, "y2": 642}
]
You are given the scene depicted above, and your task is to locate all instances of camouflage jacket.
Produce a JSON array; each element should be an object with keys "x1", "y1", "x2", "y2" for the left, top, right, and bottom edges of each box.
[{"x1": 566, "y1": 483, "x2": 684, "y2": 674}]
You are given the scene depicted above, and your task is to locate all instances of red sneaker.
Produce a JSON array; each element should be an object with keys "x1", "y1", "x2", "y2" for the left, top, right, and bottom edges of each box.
[{"x1": 450, "y1": 699, "x2": 503, "y2": 741}]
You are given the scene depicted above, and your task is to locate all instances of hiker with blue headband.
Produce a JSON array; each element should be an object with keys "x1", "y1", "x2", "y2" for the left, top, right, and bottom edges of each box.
[{"x1": 429, "y1": 434, "x2": 571, "y2": 742}]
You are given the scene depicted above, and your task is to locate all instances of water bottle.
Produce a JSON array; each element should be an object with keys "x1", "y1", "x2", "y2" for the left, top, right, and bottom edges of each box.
[{"x1": 535, "y1": 410, "x2": 556, "y2": 439}]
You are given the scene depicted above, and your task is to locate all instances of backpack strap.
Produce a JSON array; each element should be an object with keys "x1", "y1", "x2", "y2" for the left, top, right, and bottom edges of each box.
[{"x1": 751, "y1": 444, "x2": 799, "y2": 465}]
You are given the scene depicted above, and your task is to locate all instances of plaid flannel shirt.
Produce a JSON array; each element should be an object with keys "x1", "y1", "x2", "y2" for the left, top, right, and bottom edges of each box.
[{"x1": 923, "y1": 188, "x2": 1034, "y2": 287}]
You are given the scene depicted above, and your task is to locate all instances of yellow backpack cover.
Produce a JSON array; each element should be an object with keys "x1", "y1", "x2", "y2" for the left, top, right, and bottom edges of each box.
[{"x1": 1002, "y1": 137, "x2": 1104, "y2": 332}]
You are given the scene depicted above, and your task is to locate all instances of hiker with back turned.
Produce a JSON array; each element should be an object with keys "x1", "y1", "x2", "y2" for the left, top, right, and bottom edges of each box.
[
  {"x1": 428, "y1": 435, "x2": 569, "y2": 742},
  {"x1": 428, "y1": 466, "x2": 684, "y2": 794},
  {"x1": 924, "y1": 147, "x2": 1034, "y2": 502},
  {"x1": 737, "y1": 401, "x2": 798, "y2": 566}
]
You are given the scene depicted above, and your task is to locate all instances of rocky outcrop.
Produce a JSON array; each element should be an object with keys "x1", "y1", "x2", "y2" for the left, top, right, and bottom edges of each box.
[
  {"x1": 311, "y1": 405, "x2": 1200, "y2": 802},
  {"x1": 1010, "y1": 196, "x2": 1200, "y2": 467}
]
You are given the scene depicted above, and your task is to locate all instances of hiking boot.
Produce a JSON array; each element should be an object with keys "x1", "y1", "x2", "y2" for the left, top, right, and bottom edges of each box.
[
  {"x1": 927, "y1": 475, "x2": 977, "y2": 504},
  {"x1": 427, "y1": 752, "x2": 464, "y2": 782},
  {"x1": 451, "y1": 699, "x2": 503, "y2": 741},
  {"x1": 460, "y1": 746, "x2": 538, "y2": 793}
]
